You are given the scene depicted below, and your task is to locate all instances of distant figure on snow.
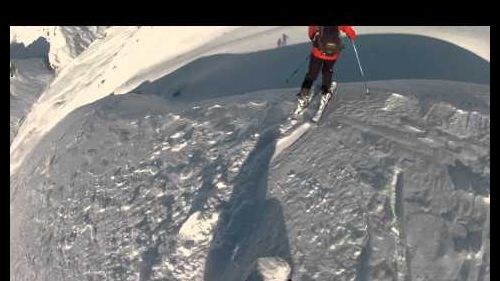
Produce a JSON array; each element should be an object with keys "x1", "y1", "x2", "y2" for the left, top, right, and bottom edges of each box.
[
  {"x1": 277, "y1": 37, "x2": 282, "y2": 48},
  {"x1": 10, "y1": 61, "x2": 16, "y2": 78},
  {"x1": 281, "y1": 33, "x2": 289, "y2": 46}
]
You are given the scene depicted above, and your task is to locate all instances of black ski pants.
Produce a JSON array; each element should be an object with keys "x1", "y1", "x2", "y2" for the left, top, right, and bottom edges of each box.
[{"x1": 301, "y1": 55, "x2": 337, "y2": 93}]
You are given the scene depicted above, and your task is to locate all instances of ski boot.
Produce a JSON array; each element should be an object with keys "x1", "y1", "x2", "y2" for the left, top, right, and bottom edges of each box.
[
  {"x1": 312, "y1": 82, "x2": 337, "y2": 123},
  {"x1": 292, "y1": 88, "x2": 313, "y2": 117}
]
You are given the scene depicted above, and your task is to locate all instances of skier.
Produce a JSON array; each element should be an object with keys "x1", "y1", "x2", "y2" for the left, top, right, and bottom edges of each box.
[
  {"x1": 10, "y1": 61, "x2": 15, "y2": 78},
  {"x1": 294, "y1": 26, "x2": 358, "y2": 120},
  {"x1": 282, "y1": 33, "x2": 289, "y2": 46}
]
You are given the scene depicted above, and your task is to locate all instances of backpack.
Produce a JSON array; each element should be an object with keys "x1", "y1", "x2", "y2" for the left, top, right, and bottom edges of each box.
[{"x1": 314, "y1": 26, "x2": 343, "y2": 56}]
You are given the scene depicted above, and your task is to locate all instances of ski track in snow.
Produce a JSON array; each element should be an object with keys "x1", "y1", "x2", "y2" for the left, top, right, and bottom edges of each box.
[{"x1": 272, "y1": 122, "x2": 312, "y2": 162}]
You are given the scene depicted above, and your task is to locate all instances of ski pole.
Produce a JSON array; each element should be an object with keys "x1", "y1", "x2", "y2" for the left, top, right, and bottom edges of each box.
[
  {"x1": 286, "y1": 55, "x2": 310, "y2": 84},
  {"x1": 351, "y1": 39, "x2": 370, "y2": 95}
]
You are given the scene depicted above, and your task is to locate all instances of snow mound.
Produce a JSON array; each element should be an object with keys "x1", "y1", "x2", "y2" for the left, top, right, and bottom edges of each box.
[
  {"x1": 179, "y1": 211, "x2": 219, "y2": 242},
  {"x1": 248, "y1": 257, "x2": 291, "y2": 281},
  {"x1": 425, "y1": 102, "x2": 490, "y2": 139},
  {"x1": 167, "y1": 211, "x2": 220, "y2": 280},
  {"x1": 382, "y1": 93, "x2": 419, "y2": 112}
]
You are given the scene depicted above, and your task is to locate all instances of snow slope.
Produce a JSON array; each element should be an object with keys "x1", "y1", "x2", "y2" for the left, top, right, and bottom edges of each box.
[
  {"x1": 10, "y1": 26, "x2": 237, "y2": 175},
  {"x1": 9, "y1": 26, "x2": 490, "y2": 177},
  {"x1": 10, "y1": 26, "x2": 489, "y2": 281},
  {"x1": 10, "y1": 26, "x2": 110, "y2": 144},
  {"x1": 10, "y1": 58, "x2": 53, "y2": 144},
  {"x1": 10, "y1": 80, "x2": 489, "y2": 281}
]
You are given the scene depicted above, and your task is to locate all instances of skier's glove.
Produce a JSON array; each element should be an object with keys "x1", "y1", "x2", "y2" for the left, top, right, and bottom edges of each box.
[
  {"x1": 339, "y1": 26, "x2": 358, "y2": 41},
  {"x1": 347, "y1": 32, "x2": 357, "y2": 41}
]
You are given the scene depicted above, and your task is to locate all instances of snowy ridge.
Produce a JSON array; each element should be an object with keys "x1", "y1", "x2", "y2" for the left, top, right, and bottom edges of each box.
[
  {"x1": 10, "y1": 26, "x2": 49, "y2": 45},
  {"x1": 10, "y1": 58, "x2": 54, "y2": 144},
  {"x1": 355, "y1": 26, "x2": 490, "y2": 62},
  {"x1": 47, "y1": 26, "x2": 108, "y2": 70},
  {"x1": 10, "y1": 26, "x2": 108, "y2": 143},
  {"x1": 10, "y1": 26, "x2": 237, "y2": 175},
  {"x1": 10, "y1": 26, "x2": 108, "y2": 70}
]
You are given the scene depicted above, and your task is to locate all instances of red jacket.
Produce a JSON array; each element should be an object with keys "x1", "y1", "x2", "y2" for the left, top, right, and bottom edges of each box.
[{"x1": 309, "y1": 26, "x2": 357, "y2": 61}]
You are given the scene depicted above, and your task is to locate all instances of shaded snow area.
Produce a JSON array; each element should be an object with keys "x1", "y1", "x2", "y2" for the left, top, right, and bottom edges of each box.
[
  {"x1": 10, "y1": 58, "x2": 54, "y2": 144},
  {"x1": 10, "y1": 26, "x2": 108, "y2": 144},
  {"x1": 10, "y1": 26, "x2": 108, "y2": 71},
  {"x1": 10, "y1": 26, "x2": 237, "y2": 176},
  {"x1": 10, "y1": 79, "x2": 489, "y2": 281}
]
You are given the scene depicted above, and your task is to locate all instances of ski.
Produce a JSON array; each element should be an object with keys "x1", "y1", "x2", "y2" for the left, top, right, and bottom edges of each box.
[
  {"x1": 311, "y1": 83, "x2": 337, "y2": 124},
  {"x1": 279, "y1": 91, "x2": 314, "y2": 137},
  {"x1": 291, "y1": 91, "x2": 314, "y2": 119}
]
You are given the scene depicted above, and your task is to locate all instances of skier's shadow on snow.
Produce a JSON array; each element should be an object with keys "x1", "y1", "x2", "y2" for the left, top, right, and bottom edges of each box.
[
  {"x1": 204, "y1": 127, "x2": 293, "y2": 281},
  {"x1": 130, "y1": 34, "x2": 489, "y2": 103}
]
